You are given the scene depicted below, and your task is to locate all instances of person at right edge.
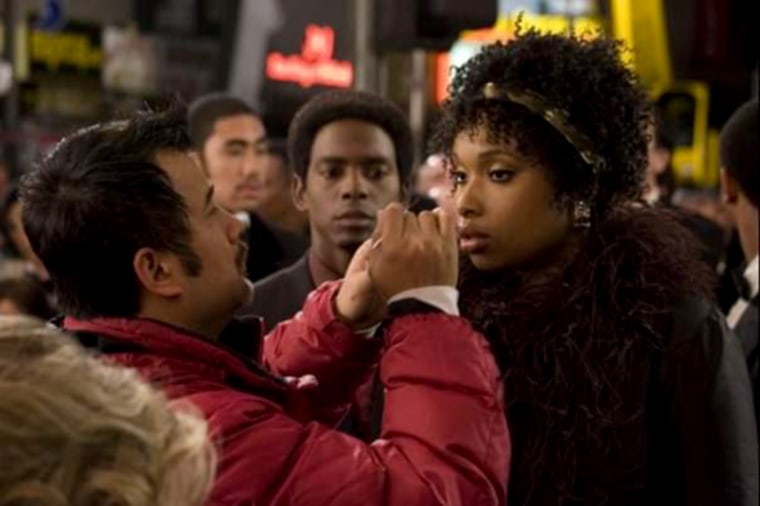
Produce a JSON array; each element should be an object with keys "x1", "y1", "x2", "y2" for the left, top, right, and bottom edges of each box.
[
  {"x1": 430, "y1": 28, "x2": 759, "y2": 505},
  {"x1": 720, "y1": 99, "x2": 759, "y2": 430}
]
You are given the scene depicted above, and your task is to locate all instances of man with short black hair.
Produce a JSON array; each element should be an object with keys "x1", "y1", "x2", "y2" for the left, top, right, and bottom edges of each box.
[
  {"x1": 241, "y1": 90, "x2": 414, "y2": 329},
  {"x1": 721, "y1": 99, "x2": 759, "y2": 423},
  {"x1": 20, "y1": 103, "x2": 510, "y2": 505},
  {"x1": 188, "y1": 93, "x2": 306, "y2": 281}
]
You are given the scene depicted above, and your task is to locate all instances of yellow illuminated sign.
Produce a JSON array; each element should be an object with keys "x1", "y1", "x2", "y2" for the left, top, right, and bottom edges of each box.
[
  {"x1": 30, "y1": 30, "x2": 101, "y2": 72},
  {"x1": 459, "y1": 13, "x2": 604, "y2": 42}
]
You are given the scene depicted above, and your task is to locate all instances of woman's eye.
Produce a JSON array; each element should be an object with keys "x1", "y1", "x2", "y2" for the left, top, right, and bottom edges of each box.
[
  {"x1": 489, "y1": 169, "x2": 514, "y2": 183},
  {"x1": 450, "y1": 171, "x2": 467, "y2": 186}
]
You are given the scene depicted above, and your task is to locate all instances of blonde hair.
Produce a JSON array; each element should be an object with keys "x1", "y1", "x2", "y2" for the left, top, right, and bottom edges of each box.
[{"x1": 0, "y1": 316, "x2": 216, "y2": 506}]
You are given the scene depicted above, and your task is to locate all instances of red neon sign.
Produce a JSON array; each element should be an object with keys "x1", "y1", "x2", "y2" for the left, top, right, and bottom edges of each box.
[{"x1": 266, "y1": 24, "x2": 354, "y2": 89}]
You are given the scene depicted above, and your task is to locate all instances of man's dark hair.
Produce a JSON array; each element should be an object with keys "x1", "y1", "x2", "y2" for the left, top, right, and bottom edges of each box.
[
  {"x1": 187, "y1": 93, "x2": 256, "y2": 149},
  {"x1": 268, "y1": 137, "x2": 290, "y2": 166},
  {"x1": 430, "y1": 28, "x2": 652, "y2": 217},
  {"x1": 287, "y1": 90, "x2": 414, "y2": 184},
  {"x1": 721, "y1": 99, "x2": 758, "y2": 208},
  {"x1": 19, "y1": 103, "x2": 202, "y2": 319},
  {"x1": 1, "y1": 185, "x2": 21, "y2": 257}
]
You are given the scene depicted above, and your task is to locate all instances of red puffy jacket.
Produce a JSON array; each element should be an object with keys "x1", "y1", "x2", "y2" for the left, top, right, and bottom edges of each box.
[{"x1": 63, "y1": 282, "x2": 510, "y2": 505}]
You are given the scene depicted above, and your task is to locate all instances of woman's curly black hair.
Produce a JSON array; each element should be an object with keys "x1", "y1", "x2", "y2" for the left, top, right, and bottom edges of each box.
[
  {"x1": 441, "y1": 29, "x2": 719, "y2": 505},
  {"x1": 430, "y1": 28, "x2": 652, "y2": 216}
]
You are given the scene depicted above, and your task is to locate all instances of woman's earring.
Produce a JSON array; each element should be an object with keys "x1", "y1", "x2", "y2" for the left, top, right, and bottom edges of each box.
[{"x1": 573, "y1": 201, "x2": 591, "y2": 229}]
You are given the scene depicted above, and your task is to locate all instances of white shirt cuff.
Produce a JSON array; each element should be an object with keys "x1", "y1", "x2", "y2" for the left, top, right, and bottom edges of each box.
[
  {"x1": 353, "y1": 286, "x2": 460, "y2": 338},
  {"x1": 354, "y1": 324, "x2": 381, "y2": 339}
]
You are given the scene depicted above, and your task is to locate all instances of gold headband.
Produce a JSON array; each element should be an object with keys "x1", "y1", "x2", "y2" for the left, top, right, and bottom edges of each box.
[{"x1": 482, "y1": 82, "x2": 604, "y2": 175}]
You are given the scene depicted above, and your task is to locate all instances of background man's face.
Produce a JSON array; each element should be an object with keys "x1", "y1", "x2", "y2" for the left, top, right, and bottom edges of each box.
[
  {"x1": 201, "y1": 114, "x2": 268, "y2": 213},
  {"x1": 297, "y1": 119, "x2": 402, "y2": 252}
]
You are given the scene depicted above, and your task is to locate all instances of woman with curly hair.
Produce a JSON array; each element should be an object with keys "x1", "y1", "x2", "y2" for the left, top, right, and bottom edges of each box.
[{"x1": 431, "y1": 29, "x2": 758, "y2": 505}]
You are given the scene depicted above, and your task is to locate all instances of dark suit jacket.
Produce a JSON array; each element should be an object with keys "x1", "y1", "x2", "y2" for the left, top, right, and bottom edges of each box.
[
  {"x1": 734, "y1": 295, "x2": 759, "y2": 431},
  {"x1": 240, "y1": 254, "x2": 314, "y2": 332},
  {"x1": 245, "y1": 213, "x2": 307, "y2": 282},
  {"x1": 678, "y1": 212, "x2": 726, "y2": 271}
]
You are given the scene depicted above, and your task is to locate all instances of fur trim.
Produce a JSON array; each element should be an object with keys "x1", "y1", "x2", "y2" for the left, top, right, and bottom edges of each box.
[{"x1": 459, "y1": 205, "x2": 714, "y2": 505}]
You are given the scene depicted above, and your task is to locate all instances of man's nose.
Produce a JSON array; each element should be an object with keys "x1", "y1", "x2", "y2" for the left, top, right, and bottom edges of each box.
[
  {"x1": 339, "y1": 167, "x2": 369, "y2": 200},
  {"x1": 241, "y1": 153, "x2": 261, "y2": 177}
]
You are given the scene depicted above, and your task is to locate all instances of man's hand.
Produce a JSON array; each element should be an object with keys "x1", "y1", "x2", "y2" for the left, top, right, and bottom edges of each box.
[
  {"x1": 369, "y1": 203, "x2": 458, "y2": 300},
  {"x1": 334, "y1": 239, "x2": 387, "y2": 330}
]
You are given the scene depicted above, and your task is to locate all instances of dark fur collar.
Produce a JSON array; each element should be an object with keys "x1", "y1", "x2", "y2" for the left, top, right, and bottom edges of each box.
[{"x1": 459, "y1": 205, "x2": 714, "y2": 504}]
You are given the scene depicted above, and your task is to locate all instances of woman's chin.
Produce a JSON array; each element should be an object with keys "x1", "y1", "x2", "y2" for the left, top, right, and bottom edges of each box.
[{"x1": 468, "y1": 253, "x2": 504, "y2": 272}]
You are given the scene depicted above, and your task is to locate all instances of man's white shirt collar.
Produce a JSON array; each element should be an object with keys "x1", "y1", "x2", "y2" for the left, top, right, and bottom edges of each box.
[{"x1": 727, "y1": 255, "x2": 759, "y2": 328}]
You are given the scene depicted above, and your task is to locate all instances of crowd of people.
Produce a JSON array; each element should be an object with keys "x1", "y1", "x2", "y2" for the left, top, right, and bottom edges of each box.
[{"x1": 0, "y1": 28, "x2": 757, "y2": 506}]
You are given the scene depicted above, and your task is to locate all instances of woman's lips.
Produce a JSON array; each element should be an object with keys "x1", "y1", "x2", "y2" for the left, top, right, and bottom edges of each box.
[{"x1": 458, "y1": 228, "x2": 490, "y2": 253}]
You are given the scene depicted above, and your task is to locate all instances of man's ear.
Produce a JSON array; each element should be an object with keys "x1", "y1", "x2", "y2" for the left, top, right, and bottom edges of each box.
[
  {"x1": 720, "y1": 168, "x2": 739, "y2": 204},
  {"x1": 133, "y1": 248, "x2": 183, "y2": 298},
  {"x1": 292, "y1": 175, "x2": 309, "y2": 212}
]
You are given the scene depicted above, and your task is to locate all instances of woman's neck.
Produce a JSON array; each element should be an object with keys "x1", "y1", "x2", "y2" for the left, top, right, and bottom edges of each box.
[{"x1": 461, "y1": 231, "x2": 584, "y2": 301}]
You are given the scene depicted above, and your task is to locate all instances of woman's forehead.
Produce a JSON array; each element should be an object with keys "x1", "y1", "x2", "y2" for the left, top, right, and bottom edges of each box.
[{"x1": 452, "y1": 128, "x2": 522, "y2": 155}]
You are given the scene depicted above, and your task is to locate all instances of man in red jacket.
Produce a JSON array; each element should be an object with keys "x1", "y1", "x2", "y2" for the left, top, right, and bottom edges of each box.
[{"x1": 19, "y1": 103, "x2": 510, "y2": 505}]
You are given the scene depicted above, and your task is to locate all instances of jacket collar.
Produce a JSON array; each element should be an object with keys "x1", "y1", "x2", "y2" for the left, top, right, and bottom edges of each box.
[{"x1": 61, "y1": 316, "x2": 287, "y2": 394}]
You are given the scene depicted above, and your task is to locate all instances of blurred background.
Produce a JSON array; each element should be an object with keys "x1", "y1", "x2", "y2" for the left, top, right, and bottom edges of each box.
[
  {"x1": 0, "y1": 0, "x2": 755, "y2": 185},
  {"x1": 0, "y1": 0, "x2": 756, "y2": 316}
]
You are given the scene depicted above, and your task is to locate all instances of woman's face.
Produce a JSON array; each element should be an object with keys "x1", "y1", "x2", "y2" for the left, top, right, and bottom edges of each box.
[{"x1": 451, "y1": 126, "x2": 573, "y2": 272}]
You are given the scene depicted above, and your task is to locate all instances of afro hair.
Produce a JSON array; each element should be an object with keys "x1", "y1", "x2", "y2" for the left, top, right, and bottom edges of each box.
[
  {"x1": 430, "y1": 28, "x2": 652, "y2": 217},
  {"x1": 287, "y1": 90, "x2": 414, "y2": 184}
]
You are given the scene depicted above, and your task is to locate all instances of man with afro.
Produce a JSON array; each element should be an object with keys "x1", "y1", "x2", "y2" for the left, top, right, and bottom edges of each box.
[{"x1": 240, "y1": 90, "x2": 413, "y2": 331}]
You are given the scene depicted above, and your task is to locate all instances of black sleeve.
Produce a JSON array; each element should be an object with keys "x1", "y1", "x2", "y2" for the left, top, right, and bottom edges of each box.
[
  {"x1": 387, "y1": 298, "x2": 444, "y2": 318},
  {"x1": 664, "y1": 297, "x2": 758, "y2": 506}
]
